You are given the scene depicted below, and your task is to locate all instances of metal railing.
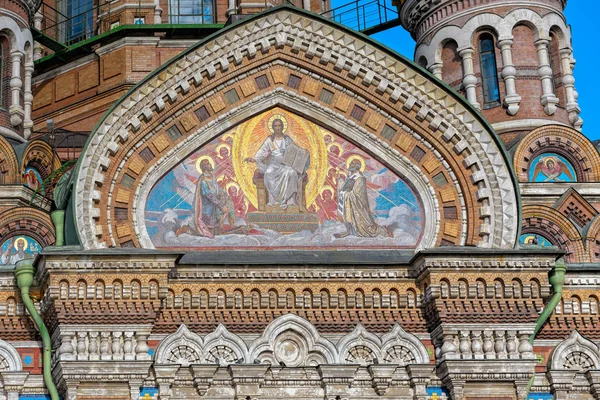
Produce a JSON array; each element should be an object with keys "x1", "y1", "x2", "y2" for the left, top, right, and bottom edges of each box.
[
  {"x1": 321, "y1": 0, "x2": 399, "y2": 34},
  {"x1": 35, "y1": 0, "x2": 222, "y2": 48}
]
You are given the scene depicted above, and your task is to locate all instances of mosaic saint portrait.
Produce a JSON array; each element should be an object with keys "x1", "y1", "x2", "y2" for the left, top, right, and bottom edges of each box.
[
  {"x1": 0, "y1": 235, "x2": 41, "y2": 265},
  {"x1": 519, "y1": 234, "x2": 553, "y2": 247},
  {"x1": 145, "y1": 109, "x2": 423, "y2": 249},
  {"x1": 529, "y1": 153, "x2": 576, "y2": 183},
  {"x1": 22, "y1": 166, "x2": 44, "y2": 194}
]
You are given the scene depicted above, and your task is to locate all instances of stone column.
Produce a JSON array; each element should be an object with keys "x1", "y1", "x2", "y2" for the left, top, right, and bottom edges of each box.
[
  {"x1": 9, "y1": 50, "x2": 24, "y2": 127},
  {"x1": 535, "y1": 38, "x2": 559, "y2": 115},
  {"x1": 497, "y1": 38, "x2": 521, "y2": 115},
  {"x1": 458, "y1": 46, "x2": 480, "y2": 110},
  {"x1": 559, "y1": 47, "x2": 583, "y2": 130},
  {"x1": 428, "y1": 62, "x2": 443, "y2": 80},
  {"x1": 33, "y1": 12, "x2": 44, "y2": 60},
  {"x1": 226, "y1": 0, "x2": 236, "y2": 17},
  {"x1": 153, "y1": 0, "x2": 162, "y2": 24}
]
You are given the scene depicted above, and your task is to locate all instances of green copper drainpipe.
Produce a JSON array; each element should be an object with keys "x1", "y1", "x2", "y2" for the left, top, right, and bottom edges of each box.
[
  {"x1": 15, "y1": 259, "x2": 60, "y2": 400},
  {"x1": 526, "y1": 257, "x2": 567, "y2": 396}
]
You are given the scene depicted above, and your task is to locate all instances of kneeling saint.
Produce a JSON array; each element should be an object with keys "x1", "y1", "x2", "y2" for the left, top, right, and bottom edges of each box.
[{"x1": 334, "y1": 159, "x2": 390, "y2": 238}]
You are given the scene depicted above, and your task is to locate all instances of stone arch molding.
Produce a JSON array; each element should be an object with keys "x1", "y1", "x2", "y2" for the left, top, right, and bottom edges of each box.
[
  {"x1": 73, "y1": 6, "x2": 519, "y2": 250},
  {"x1": 153, "y1": 314, "x2": 429, "y2": 367},
  {"x1": 0, "y1": 337, "x2": 22, "y2": 372},
  {"x1": 549, "y1": 331, "x2": 600, "y2": 373},
  {"x1": 417, "y1": 9, "x2": 572, "y2": 67}
]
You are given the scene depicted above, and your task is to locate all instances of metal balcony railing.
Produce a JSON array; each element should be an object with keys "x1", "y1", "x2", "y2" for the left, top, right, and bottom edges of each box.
[
  {"x1": 34, "y1": 0, "x2": 222, "y2": 49},
  {"x1": 321, "y1": 0, "x2": 400, "y2": 35}
]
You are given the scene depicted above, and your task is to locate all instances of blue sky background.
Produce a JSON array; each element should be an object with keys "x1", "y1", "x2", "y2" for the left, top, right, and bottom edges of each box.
[{"x1": 329, "y1": 1, "x2": 598, "y2": 140}]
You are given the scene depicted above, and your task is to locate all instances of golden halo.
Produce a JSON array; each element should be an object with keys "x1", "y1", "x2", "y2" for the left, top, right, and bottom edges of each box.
[
  {"x1": 346, "y1": 155, "x2": 366, "y2": 172},
  {"x1": 222, "y1": 132, "x2": 235, "y2": 142},
  {"x1": 327, "y1": 143, "x2": 343, "y2": 156},
  {"x1": 543, "y1": 156, "x2": 558, "y2": 168},
  {"x1": 232, "y1": 108, "x2": 328, "y2": 208},
  {"x1": 13, "y1": 237, "x2": 27, "y2": 250},
  {"x1": 195, "y1": 156, "x2": 215, "y2": 173},
  {"x1": 216, "y1": 143, "x2": 231, "y2": 155},
  {"x1": 522, "y1": 235, "x2": 536, "y2": 244},
  {"x1": 320, "y1": 185, "x2": 335, "y2": 196},
  {"x1": 267, "y1": 114, "x2": 288, "y2": 134},
  {"x1": 225, "y1": 181, "x2": 240, "y2": 191}
]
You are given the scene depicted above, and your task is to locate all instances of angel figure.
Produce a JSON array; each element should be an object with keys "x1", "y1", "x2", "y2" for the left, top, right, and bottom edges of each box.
[{"x1": 531, "y1": 156, "x2": 575, "y2": 182}]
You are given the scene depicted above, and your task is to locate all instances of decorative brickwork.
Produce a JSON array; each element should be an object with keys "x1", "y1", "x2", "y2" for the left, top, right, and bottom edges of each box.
[{"x1": 513, "y1": 125, "x2": 600, "y2": 182}]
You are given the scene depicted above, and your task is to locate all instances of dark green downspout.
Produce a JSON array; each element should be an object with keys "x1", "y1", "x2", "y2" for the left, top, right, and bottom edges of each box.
[
  {"x1": 526, "y1": 257, "x2": 567, "y2": 395},
  {"x1": 15, "y1": 259, "x2": 60, "y2": 400}
]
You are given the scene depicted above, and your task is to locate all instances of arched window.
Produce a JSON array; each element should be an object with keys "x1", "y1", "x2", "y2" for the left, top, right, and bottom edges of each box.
[{"x1": 479, "y1": 34, "x2": 500, "y2": 107}]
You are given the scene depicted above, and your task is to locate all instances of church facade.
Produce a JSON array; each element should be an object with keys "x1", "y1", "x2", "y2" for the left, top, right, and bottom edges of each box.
[{"x1": 0, "y1": 0, "x2": 597, "y2": 399}]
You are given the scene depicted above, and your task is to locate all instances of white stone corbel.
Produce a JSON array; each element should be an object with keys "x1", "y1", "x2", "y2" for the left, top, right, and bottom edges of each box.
[
  {"x1": 497, "y1": 38, "x2": 521, "y2": 115},
  {"x1": 9, "y1": 50, "x2": 24, "y2": 127},
  {"x1": 457, "y1": 46, "x2": 481, "y2": 110},
  {"x1": 535, "y1": 38, "x2": 559, "y2": 115},
  {"x1": 559, "y1": 47, "x2": 583, "y2": 130}
]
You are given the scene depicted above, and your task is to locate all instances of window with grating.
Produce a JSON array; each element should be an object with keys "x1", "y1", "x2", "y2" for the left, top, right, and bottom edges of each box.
[
  {"x1": 444, "y1": 206, "x2": 458, "y2": 219},
  {"x1": 432, "y1": 172, "x2": 448, "y2": 186},
  {"x1": 121, "y1": 174, "x2": 136, "y2": 187},
  {"x1": 288, "y1": 74, "x2": 302, "y2": 89},
  {"x1": 350, "y1": 105, "x2": 366, "y2": 121},
  {"x1": 320, "y1": 88, "x2": 334, "y2": 104},
  {"x1": 410, "y1": 146, "x2": 426, "y2": 162},
  {"x1": 255, "y1": 75, "x2": 270, "y2": 90},
  {"x1": 114, "y1": 207, "x2": 128, "y2": 221},
  {"x1": 224, "y1": 89, "x2": 240, "y2": 104},
  {"x1": 381, "y1": 125, "x2": 397, "y2": 141},
  {"x1": 195, "y1": 106, "x2": 210, "y2": 122},
  {"x1": 139, "y1": 148, "x2": 155, "y2": 163},
  {"x1": 166, "y1": 125, "x2": 182, "y2": 141}
]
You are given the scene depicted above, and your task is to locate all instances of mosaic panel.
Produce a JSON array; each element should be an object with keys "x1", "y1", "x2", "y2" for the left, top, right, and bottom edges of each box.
[
  {"x1": 426, "y1": 386, "x2": 449, "y2": 400},
  {"x1": 529, "y1": 153, "x2": 577, "y2": 182},
  {"x1": 519, "y1": 233, "x2": 553, "y2": 247},
  {"x1": 145, "y1": 108, "x2": 423, "y2": 249},
  {"x1": 22, "y1": 166, "x2": 44, "y2": 194},
  {"x1": 0, "y1": 235, "x2": 42, "y2": 265}
]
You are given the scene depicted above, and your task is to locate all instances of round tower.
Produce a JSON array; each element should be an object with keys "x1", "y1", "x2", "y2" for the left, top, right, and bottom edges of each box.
[
  {"x1": 398, "y1": 0, "x2": 582, "y2": 144},
  {"x1": 0, "y1": 0, "x2": 39, "y2": 142}
]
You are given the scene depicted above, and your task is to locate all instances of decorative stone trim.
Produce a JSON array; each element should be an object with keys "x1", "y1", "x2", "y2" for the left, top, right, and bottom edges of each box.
[
  {"x1": 74, "y1": 8, "x2": 518, "y2": 250},
  {"x1": 0, "y1": 206, "x2": 55, "y2": 248},
  {"x1": 512, "y1": 124, "x2": 600, "y2": 183},
  {"x1": 154, "y1": 314, "x2": 429, "y2": 368},
  {"x1": 521, "y1": 205, "x2": 585, "y2": 264}
]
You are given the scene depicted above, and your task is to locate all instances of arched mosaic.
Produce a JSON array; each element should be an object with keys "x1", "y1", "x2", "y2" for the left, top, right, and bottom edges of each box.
[
  {"x1": 22, "y1": 166, "x2": 44, "y2": 194},
  {"x1": 0, "y1": 235, "x2": 41, "y2": 265},
  {"x1": 528, "y1": 153, "x2": 576, "y2": 183},
  {"x1": 519, "y1": 233, "x2": 553, "y2": 247},
  {"x1": 144, "y1": 108, "x2": 423, "y2": 249}
]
